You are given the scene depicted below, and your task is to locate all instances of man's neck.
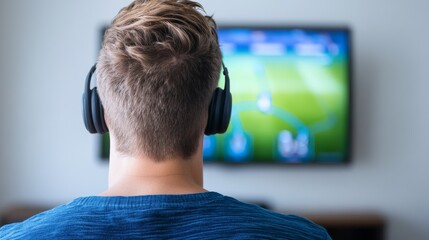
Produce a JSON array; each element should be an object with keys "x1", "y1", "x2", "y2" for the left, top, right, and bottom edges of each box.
[{"x1": 101, "y1": 147, "x2": 206, "y2": 197}]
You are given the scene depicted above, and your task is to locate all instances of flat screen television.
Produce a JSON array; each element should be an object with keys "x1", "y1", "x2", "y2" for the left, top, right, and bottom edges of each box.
[
  {"x1": 203, "y1": 26, "x2": 352, "y2": 164},
  {"x1": 99, "y1": 26, "x2": 352, "y2": 164}
]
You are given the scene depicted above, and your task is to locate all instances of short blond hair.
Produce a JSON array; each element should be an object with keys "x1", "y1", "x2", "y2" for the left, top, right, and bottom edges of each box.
[{"x1": 97, "y1": 0, "x2": 222, "y2": 160}]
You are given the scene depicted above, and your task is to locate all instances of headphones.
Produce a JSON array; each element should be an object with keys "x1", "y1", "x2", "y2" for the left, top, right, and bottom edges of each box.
[{"x1": 82, "y1": 62, "x2": 232, "y2": 135}]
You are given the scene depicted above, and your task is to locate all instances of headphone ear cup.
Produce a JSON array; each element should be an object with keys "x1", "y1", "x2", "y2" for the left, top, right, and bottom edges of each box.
[
  {"x1": 205, "y1": 88, "x2": 231, "y2": 135},
  {"x1": 91, "y1": 88, "x2": 108, "y2": 134},
  {"x1": 82, "y1": 91, "x2": 97, "y2": 134},
  {"x1": 219, "y1": 90, "x2": 232, "y2": 133}
]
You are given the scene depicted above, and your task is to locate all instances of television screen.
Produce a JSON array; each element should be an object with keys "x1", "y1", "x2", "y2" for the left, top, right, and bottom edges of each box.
[
  {"x1": 99, "y1": 26, "x2": 351, "y2": 164},
  {"x1": 203, "y1": 26, "x2": 351, "y2": 164}
]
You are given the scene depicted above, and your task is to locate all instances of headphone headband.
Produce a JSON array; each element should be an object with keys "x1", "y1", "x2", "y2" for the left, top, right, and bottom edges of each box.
[{"x1": 222, "y1": 62, "x2": 230, "y2": 93}]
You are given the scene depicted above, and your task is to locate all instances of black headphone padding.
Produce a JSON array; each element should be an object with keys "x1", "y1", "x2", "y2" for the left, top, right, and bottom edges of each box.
[
  {"x1": 91, "y1": 88, "x2": 108, "y2": 134},
  {"x1": 205, "y1": 89, "x2": 219, "y2": 135}
]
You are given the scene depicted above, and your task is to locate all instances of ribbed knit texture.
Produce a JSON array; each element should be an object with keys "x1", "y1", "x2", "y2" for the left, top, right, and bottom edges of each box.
[{"x1": 0, "y1": 192, "x2": 331, "y2": 240}]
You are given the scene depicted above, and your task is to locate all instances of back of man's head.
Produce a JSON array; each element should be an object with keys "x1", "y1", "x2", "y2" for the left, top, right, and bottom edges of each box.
[{"x1": 97, "y1": 0, "x2": 222, "y2": 161}]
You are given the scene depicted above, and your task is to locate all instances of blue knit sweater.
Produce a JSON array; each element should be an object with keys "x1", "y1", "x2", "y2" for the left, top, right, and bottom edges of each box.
[{"x1": 0, "y1": 192, "x2": 331, "y2": 239}]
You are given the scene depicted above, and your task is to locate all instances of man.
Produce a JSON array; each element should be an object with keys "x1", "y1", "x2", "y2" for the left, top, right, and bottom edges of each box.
[{"x1": 0, "y1": 0, "x2": 331, "y2": 239}]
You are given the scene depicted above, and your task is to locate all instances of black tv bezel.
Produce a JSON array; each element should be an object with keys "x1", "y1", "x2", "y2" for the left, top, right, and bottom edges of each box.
[
  {"x1": 204, "y1": 25, "x2": 353, "y2": 165},
  {"x1": 98, "y1": 25, "x2": 353, "y2": 165}
]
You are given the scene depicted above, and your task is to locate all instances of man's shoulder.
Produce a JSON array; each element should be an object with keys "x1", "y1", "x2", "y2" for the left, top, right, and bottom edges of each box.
[
  {"x1": 0, "y1": 204, "x2": 69, "y2": 240},
  {"x1": 214, "y1": 195, "x2": 331, "y2": 240}
]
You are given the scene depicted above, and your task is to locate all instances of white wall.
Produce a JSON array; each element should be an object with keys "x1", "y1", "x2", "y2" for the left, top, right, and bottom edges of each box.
[{"x1": 0, "y1": 0, "x2": 428, "y2": 239}]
